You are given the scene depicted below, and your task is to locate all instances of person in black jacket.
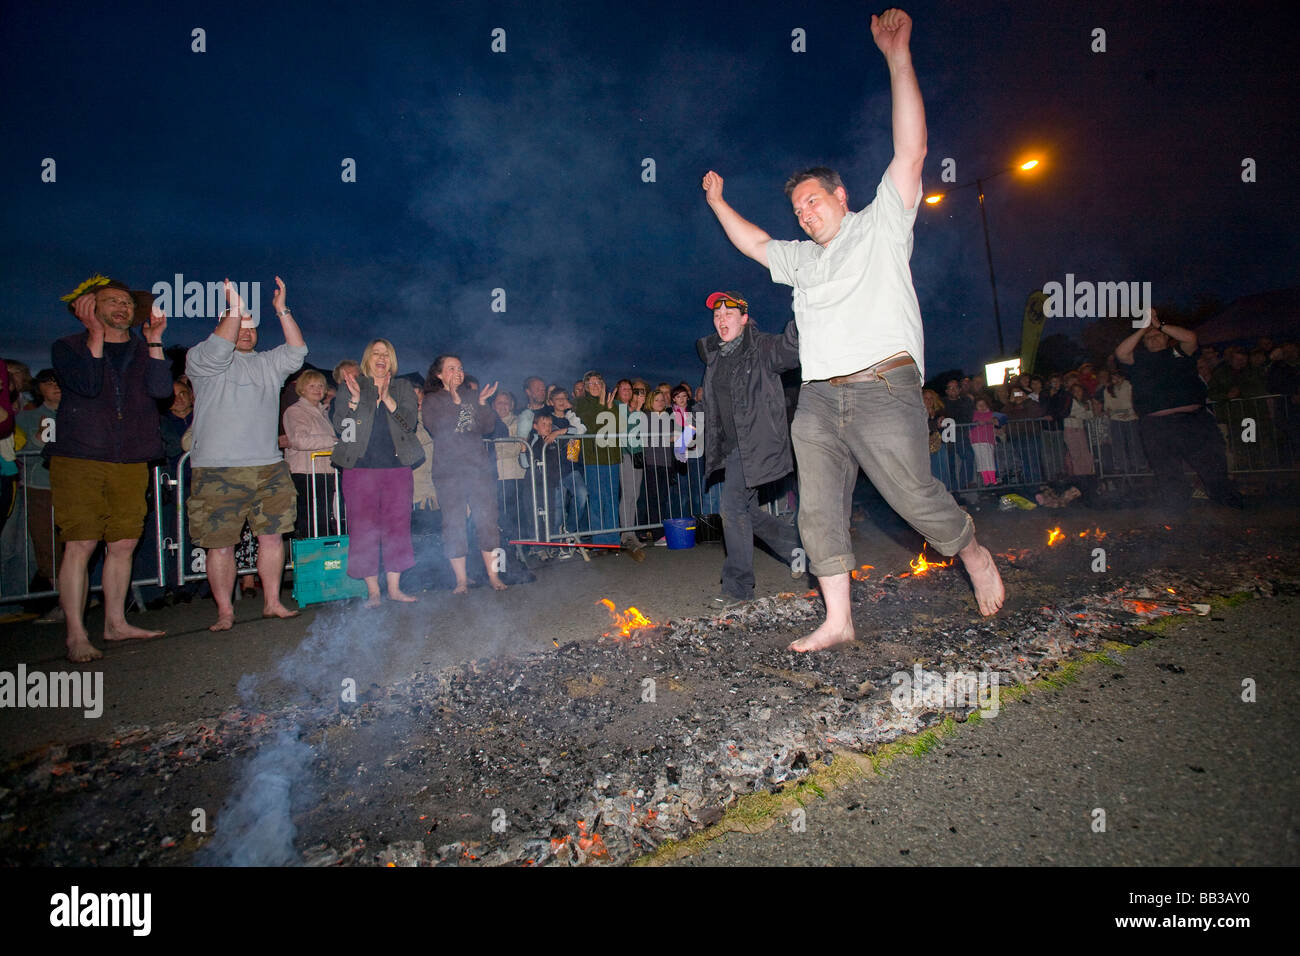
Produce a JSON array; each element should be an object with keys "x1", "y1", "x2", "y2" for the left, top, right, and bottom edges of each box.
[
  {"x1": 52, "y1": 275, "x2": 173, "y2": 662},
  {"x1": 696, "y1": 291, "x2": 802, "y2": 606}
]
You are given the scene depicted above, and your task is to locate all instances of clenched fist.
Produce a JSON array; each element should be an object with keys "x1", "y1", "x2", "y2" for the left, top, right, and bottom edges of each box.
[
  {"x1": 871, "y1": 8, "x2": 913, "y2": 57},
  {"x1": 702, "y1": 170, "x2": 725, "y2": 204}
]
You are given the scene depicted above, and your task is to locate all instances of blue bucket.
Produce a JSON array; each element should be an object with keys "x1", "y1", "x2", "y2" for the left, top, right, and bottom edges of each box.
[{"x1": 663, "y1": 517, "x2": 696, "y2": 549}]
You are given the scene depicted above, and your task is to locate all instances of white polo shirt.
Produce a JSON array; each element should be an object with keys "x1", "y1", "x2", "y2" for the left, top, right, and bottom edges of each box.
[{"x1": 767, "y1": 171, "x2": 926, "y2": 382}]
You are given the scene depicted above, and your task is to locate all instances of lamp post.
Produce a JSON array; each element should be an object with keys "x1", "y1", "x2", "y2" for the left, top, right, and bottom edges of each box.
[{"x1": 925, "y1": 159, "x2": 1041, "y2": 356}]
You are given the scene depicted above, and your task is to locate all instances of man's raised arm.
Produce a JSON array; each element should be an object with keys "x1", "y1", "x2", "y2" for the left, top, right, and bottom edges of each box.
[
  {"x1": 873, "y1": 9, "x2": 926, "y2": 210},
  {"x1": 702, "y1": 171, "x2": 772, "y2": 267}
]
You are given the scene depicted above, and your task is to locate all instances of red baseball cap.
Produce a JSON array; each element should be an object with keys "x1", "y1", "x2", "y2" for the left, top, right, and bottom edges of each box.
[{"x1": 705, "y1": 291, "x2": 748, "y2": 312}]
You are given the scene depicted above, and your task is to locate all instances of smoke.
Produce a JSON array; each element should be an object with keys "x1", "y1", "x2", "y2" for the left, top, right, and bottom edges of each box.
[
  {"x1": 199, "y1": 729, "x2": 313, "y2": 867},
  {"x1": 199, "y1": 601, "x2": 411, "y2": 867},
  {"x1": 199, "y1": 537, "x2": 540, "y2": 866}
]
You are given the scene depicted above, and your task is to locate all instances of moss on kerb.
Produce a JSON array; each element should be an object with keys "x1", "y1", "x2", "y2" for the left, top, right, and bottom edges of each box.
[{"x1": 637, "y1": 590, "x2": 1261, "y2": 866}]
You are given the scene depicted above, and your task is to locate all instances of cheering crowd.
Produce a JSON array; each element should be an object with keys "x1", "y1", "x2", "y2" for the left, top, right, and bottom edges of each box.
[{"x1": 4, "y1": 9, "x2": 1292, "y2": 664}]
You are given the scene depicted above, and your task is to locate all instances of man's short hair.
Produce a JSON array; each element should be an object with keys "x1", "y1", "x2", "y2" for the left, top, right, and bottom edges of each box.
[
  {"x1": 784, "y1": 166, "x2": 846, "y2": 201},
  {"x1": 532, "y1": 411, "x2": 553, "y2": 427},
  {"x1": 524, "y1": 375, "x2": 544, "y2": 390},
  {"x1": 333, "y1": 359, "x2": 359, "y2": 384}
]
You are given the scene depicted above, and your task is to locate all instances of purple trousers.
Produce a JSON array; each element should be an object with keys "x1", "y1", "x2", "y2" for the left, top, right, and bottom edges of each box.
[{"x1": 340, "y1": 467, "x2": 414, "y2": 578}]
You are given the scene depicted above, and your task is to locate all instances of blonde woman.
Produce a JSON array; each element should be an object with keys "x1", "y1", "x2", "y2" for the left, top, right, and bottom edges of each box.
[{"x1": 331, "y1": 339, "x2": 425, "y2": 606}]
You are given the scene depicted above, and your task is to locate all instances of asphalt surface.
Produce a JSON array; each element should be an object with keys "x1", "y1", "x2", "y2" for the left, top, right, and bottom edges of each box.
[{"x1": 671, "y1": 592, "x2": 1300, "y2": 866}]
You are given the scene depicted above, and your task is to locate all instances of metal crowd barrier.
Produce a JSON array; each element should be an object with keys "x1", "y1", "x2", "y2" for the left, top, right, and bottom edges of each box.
[
  {"x1": 0, "y1": 450, "x2": 168, "y2": 606},
  {"x1": 503, "y1": 425, "x2": 731, "y2": 548},
  {"x1": 8, "y1": 395, "x2": 1291, "y2": 605},
  {"x1": 927, "y1": 395, "x2": 1296, "y2": 494}
]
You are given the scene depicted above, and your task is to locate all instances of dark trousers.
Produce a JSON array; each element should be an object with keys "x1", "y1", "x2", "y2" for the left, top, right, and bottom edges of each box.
[
  {"x1": 1138, "y1": 409, "x2": 1242, "y2": 508},
  {"x1": 719, "y1": 448, "x2": 801, "y2": 599},
  {"x1": 292, "y1": 472, "x2": 337, "y2": 539}
]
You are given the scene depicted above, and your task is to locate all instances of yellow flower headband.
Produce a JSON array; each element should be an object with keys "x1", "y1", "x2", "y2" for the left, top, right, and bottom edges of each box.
[{"x1": 60, "y1": 274, "x2": 117, "y2": 303}]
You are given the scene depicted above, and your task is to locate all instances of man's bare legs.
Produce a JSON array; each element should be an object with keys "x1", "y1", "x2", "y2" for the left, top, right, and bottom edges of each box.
[
  {"x1": 206, "y1": 546, "x2": 237, "y2": 631},
  {"x1": 256, "y1": 533, "x2": 298, "y2": 618},
  {"x1": 791, "y1": 536, "x2": 1005, "y2": 652},
  {"x1": 788, "y1": 572, "x2": 854, "y2": 652},
  {"x1": 957, "y1": 535, "x2": 1004, "y2": 616},
  {"x1": 59, "y1": 539, "x2": 101, "y2": 662},
  {"x1": 102, "y1": 537, "x2": 164, "y2": 642}
]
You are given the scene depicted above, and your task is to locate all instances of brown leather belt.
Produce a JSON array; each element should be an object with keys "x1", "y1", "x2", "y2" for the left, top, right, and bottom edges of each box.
[{"x1": 827, "y1": 354, "x2": 915, "y2": 386}]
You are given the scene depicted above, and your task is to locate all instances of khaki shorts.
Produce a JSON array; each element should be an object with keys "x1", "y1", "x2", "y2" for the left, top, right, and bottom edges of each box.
[
  {"x1": 189, "y1": 462, "x2": 297, "y2": 549},
  {"x1": 50, "y1": 457, "x2": 149, "y2": 544}
]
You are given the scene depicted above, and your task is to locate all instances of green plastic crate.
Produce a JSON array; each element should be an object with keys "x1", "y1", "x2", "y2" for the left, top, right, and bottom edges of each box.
[{"x1": 291, "y1": 536, "x2": 369, "y2": 606}]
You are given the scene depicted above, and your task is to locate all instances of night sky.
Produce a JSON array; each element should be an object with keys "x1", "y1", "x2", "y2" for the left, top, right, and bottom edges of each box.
[{"x1": 2, "y1": 0, "x2": 1295, "y2": 392}]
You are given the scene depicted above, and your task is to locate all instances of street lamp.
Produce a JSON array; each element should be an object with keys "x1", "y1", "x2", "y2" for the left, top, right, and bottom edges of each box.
[{"x1": 924, "y1": 159, "x2": 1042, "y2": 355}]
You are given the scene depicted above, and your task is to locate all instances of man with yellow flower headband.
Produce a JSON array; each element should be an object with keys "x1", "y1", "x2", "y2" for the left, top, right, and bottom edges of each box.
[{"x1": 53, "y1": 274, "x2": 173, "y2": 662}]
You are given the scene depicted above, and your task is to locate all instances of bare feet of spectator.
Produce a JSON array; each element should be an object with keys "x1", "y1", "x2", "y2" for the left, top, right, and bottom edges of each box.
[
  {"x1": 209, "y1": 611, "x2": 235, "y2": 632},
  {"x1": 959, "y1": 539, "x2": 1005, "y2": 616},
  {"x1": 66, "y1": 635, "x2": 103, "y2": 663},
  {"x1": 487, "y1": 574, "x2": 507, "y2": 591},
  {"x1": 105, "y1": 621, "x2": 165, "y2": 642},
  {"x1": 387, "y1": 589, "x2": 418, "y2": 602},
  {"x1": 452, "y1": 581, "x2": 469, "y2": 595},
  {"x1": 362, "y1": 596, "x2": 383, "y2": 608},
  {"x1": 788, "y1": 620, "x2": 855, "y2": 652},
  {"x1": 262, "y1": 602, "x2": 299, "y2": 619}
]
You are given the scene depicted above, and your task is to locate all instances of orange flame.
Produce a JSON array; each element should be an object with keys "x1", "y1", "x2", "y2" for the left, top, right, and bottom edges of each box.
[
  {"x1": 1125, "y1": 599, "x2": 1160, "y2": 614},
  {"x1": 598, "y1": 598, "x2": 655, "y2": 638},
  {"x1": 908, "y1": 546, "x2": 953, "y2": 576},
  {"x1": 850, "y1": 563, "x2": 875, "y2": 580},
  {"x1": 1047, "y1": 527, "x2": 1065, "y2": 546}
]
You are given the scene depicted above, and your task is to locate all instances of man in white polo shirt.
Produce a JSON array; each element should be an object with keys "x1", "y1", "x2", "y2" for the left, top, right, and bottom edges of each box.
[{"x1": 702, "y1": 7, "x2": 1004, "y2": 651}]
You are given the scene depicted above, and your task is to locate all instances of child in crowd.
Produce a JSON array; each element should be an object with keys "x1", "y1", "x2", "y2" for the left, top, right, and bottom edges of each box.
[{"x1": 970, "y1": 397, "x2": 999, "y2": 486}]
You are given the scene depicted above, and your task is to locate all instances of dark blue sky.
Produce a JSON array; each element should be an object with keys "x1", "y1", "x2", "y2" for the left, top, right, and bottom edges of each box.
[{"x1": 3, "y1": 0, "x2": 1295, "y2": 391}]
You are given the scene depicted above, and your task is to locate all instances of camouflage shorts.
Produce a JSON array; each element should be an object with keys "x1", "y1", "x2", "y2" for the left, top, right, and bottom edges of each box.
[{"x1": 189, "y1": 462, "x2": 297, "y2": 549}]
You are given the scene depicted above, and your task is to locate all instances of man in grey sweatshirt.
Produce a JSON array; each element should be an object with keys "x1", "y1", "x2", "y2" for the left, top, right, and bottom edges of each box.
[{"x1": 186, "y1": 278, "x2": 307, "y2": 630}]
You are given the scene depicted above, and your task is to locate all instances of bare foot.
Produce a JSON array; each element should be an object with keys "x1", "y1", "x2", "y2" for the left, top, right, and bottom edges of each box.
[
  {"x1": 960, "y1": 543, "x2": 1005, "y2": 616},
  {"x1": 488, "y1": 576, "x2": 508, "y2": 591},
  {"x1": 362, "y1": 595, "x2": 383, "y2": 608},
  {"x1": 261, "y1": 604, "x2": 300, "y2": 619},
  {"x1": 452, "y1": 582, "x2": 469, "y2": 595},
  {"x1": 66, "y1": 636, "x2": 103, "y2": 663},
  {"x1": 387, "y1": 590, "x2": 418, "y2": 603},
  {"x1": 104, "y1": 622, "x2": 165, "y2": 642},
  {"x1": 209, "y1": 612, "x2": 235, "y2": 632},
  {"x1": 788, "y1": 620, "x2": 855, "y2": 653}
]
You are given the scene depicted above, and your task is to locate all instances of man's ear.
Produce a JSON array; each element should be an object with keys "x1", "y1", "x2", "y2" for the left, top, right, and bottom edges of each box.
[{"x1": 833, "y1": 186, "x2": 848, "y2": 209}]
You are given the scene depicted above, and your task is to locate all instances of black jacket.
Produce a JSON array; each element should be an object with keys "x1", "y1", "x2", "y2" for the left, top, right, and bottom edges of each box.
[
  {"x1": 51, "y1": 331, "x2": 172, "y2": 463},
  {"x1": 696, "y1": 319, "x2": 800, "y2": 487}
]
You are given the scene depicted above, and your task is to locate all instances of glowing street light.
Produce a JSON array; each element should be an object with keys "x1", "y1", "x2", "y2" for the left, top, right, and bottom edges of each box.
[{"x1": 924, "y1": 158, "x2": 1043, "y2": 355}]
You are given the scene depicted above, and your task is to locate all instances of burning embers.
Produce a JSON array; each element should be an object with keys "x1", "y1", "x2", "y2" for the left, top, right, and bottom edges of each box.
[
  {"x1": 1046, "y1": 526, "x2": 1108, "y2": 546},
  {"x1": 597, "y1": 599, "x2": 657, "y2": 640},
  {"x1": 904, "y1": 546, "x2": 953, "y2": 577}
]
